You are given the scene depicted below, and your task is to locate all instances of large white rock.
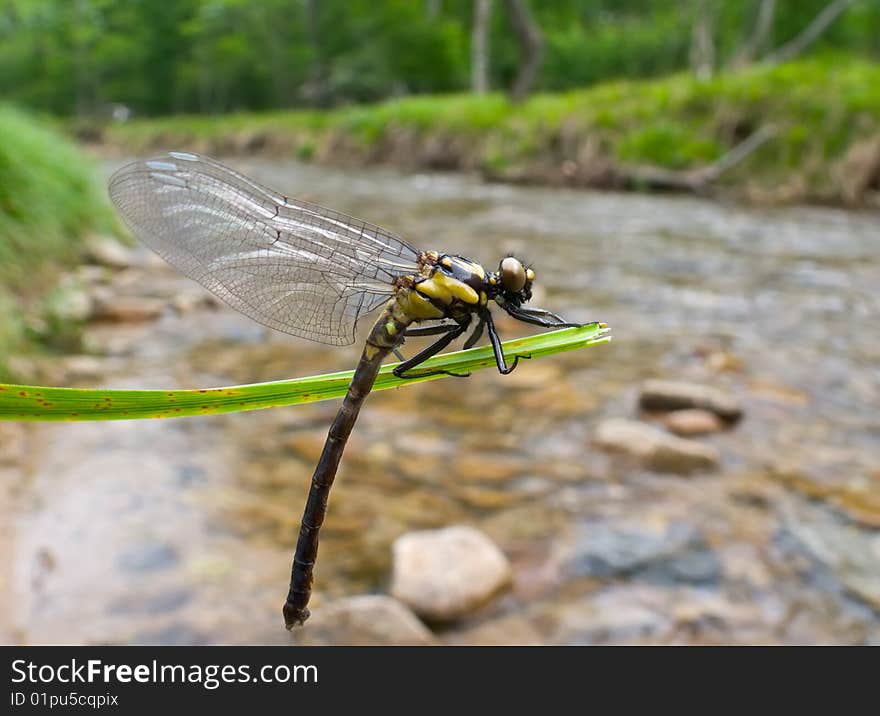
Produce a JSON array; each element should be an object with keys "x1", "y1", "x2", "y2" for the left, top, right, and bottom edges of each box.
[{"x1": 390, "y1": 526, "x2": 512, "y2": 621}]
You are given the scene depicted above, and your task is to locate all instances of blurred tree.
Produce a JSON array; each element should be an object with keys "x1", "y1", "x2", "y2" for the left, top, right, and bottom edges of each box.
[
  {"x1": 733, "y1": 0, "x2": 776, "y2": 67},
  {"x1": 0, "y1": 0, "x2": 877, "y2": 116},
  {"x1": 690, "y1": 0, "x2": 715, "y2": 79},
  {"x1": 471, "y1": 0, "x2": 492, "y2": 93},
  {"x1": 503, "y1": 0, "x2": 543, "y2": 102},
  {"x1": 305, "y1": 0, "x2": 328, "y2": 106},
  {"x1": 763, "y1": 0, "x2": 858, "y2": 65}
]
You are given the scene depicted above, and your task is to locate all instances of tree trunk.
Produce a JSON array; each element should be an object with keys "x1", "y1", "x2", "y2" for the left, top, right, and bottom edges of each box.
[
  {"x1": 259, "y1": 6, "x2": 292, "y2": 108},
  {"x1": 305, "y1": 0, "x2": 328, "y2": 107},
  {"x1": 733, "y1": 0, "x2": 776, "y2": 67},
  {"x1": 471, "y1": 0, "x2": 492, "y2": 94},
  {"x1": 763, "y1": 0, "x2": 856, "y2": 66},
  {"x1": 690, "y1": 0, "x2": 715, "y2": 80},
  {"x1": 72, "y1": 0, "x2": 94, "y2": 117},
  {"x1": 426, "y1": 0, "x2": 442, "y2": 19},
  {"x1": 503, "y1": 0, "x2": 543, "y2": 103}
]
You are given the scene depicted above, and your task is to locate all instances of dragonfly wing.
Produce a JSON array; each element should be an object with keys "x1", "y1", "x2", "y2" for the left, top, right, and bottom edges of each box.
[{"x1": 108, "y1": 152, "x2": 422, "y2": 346}]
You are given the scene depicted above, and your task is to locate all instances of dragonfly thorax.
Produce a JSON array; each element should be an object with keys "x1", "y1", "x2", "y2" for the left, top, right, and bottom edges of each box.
[{"x1": 412, "y1": 252, "x2": 535, "y2": 318}]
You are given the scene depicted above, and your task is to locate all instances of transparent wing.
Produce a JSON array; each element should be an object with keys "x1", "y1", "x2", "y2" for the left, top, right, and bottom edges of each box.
[{"x1": 108, "y1": 152, "x2": 422, "y2": 346}]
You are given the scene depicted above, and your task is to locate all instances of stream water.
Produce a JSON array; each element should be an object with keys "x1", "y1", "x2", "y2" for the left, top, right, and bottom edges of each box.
[{"x1": 4, "y1": 159, "x2": 879, "y2": 644}]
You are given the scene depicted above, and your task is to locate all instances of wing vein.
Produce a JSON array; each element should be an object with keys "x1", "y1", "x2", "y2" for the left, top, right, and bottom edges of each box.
[{"x1": 109, "y1": 153, "x2": 421, "y2": 345}]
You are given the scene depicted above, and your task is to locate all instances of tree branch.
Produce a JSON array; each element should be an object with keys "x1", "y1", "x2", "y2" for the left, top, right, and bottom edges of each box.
[
  {"x1": 502, "y1": 0, "x2": 543, "y2": 103},
  {"x1": 763, "y1": 0, "x2": 856, "y2": 66},
  {"x1": 732, "y1": 0, "x2": 776, "y2": 68},
  {"x1": 690, "y1": 0, "x2": 715, "y2": 80},
  {"x1": 618, "y1": 125, "x2": 776, "y2": 193}
]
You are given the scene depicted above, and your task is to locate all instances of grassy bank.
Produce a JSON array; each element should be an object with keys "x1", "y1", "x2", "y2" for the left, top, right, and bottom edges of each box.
[
  {"x1": 0, "y1": 105, "x2": 116, "y2": 378},
  {"x1": 100, "y1": 56, "x2": 880, "y2": 205}
]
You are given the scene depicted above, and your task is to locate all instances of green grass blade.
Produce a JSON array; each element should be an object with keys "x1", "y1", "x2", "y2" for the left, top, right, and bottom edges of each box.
[{"x1": 0, "y1": 324, "x2": 610, "y2": 421}]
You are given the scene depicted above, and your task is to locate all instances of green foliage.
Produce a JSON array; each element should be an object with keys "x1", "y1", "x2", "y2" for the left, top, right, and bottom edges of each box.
[
  {"x1": 0, "y1": 104, "x2": 114, "y2": 376},
  {"x1": 1, "y1": 0, "x2": 877, "y2": 117},
  {"x1": 617, "y1": 124, "x2": 720, "y2": 169},
  {"x1": 0, "y1": 106, "x2": 111, "y2": 284},
  {"x1": 105, "y1": 56, "x2": 880, "y2": 197},
  {"x1": 540, "y1": 10, "x2": 690, "y2": 89}
]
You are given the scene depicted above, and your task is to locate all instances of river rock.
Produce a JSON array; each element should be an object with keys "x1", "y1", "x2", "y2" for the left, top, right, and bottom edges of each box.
[
  {"x1": 85, "y1": 235, "x2": 137, "y2": 269},
  {"x1": 61, "y1": 355, "x2": 120, "y2": 382},
  {"x1": 780, "y1": 500, "x2": 880, "y2": 611},
  {"x1": 545, "y1": 587, "x2": 673, "y2": 644},
  {"x1": 390, "y1": 525, "x2": 512, "y2": 621},
  {"x1": 89, "y1": 296, "x2": 165, "y2": 323},
  {"x1": 638, "y1": 380, "x2": 743, "y2": 422},
  {"x1": 47, "y1": 280, "x2": 93, "y2": 323},
  {"x1": 442, "y1": 612, "x2": 544, "y2": 645},
  {"x1": 594, "y1": 419, "x2": 720, "y2": 473},
  {"x1": 661, "y1": 409, "x2": 724, "y2": 436},
  {"x1": 298, "y1": 595, "x2": 436, "y2": 646},
  {"x1": 567, "y1": 519, "x2": 720, "y2": 585}
]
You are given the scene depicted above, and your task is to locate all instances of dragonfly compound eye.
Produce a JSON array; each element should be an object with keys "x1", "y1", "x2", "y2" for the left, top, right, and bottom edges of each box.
[{"x1": 499, "y1": 257, "x2": 527, "y2": 293}]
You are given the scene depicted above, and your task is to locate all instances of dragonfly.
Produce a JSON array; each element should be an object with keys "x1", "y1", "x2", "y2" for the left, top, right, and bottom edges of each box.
[{"x1": 108, "y1": 151, "x2": 592, "y2": 629}]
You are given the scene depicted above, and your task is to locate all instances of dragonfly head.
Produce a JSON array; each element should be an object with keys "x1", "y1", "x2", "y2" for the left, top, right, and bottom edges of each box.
[{"x1": 490, "y1": 256, "x2": 534, "y2": 307}]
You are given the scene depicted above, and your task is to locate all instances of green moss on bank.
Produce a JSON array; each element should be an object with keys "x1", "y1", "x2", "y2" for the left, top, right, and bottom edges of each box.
[
  {"x1": 0, "y1": 105, "x2": 115, "y2": 377},
  {"x1": 103, "y1": 55, "x2": 880, "y2": 203}
]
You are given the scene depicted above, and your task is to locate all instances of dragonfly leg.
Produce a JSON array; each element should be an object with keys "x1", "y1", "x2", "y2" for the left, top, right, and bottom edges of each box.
[
  {"x1": 486, "y1": 311, "x2": 524, "y2": 375},
  {"x1": 393, "y1": 319, "x2": 471, "y2": 379},
  {"x1": 517, "y1": 306, "x2": 572, "y2": 323},
  {"x1": 463, "y1": 313, "x2": 487, "y2": 349},
  {"x1": 506, "y1": 305, "x2": 591, "y2": 329},
  {"x1": 395, "y1": 322, "x2": 460, "y2": 363},
  {"x1": 404, "y1": 323, "x2": 459, "y2": 337}
]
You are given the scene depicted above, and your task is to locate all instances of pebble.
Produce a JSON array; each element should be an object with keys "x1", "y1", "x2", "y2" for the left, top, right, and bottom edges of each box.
[
  {"x1": 443, "y1": 613, "x2": 544, "y2": 645},
  {"x1": 51, "y1": 286, "x2": 94, "y2": 323},
  {"x1": 84, "y1": 235, "x2": 137, "y2": 269},
  {"x1": 61, "y1": 355, "x2": 119, "y2": 382},
  {"x1": 593, "y1": 418, "x2": 720, "y2": 473},
  {"x1": 89, "y1": 296, "x2": 165, "y2": 323},
  {"x1": 390, "y1": 525, "x2": 512, "y2": 621},
  {"x1": 638, "y1": 380, "x2": 743, "y2": 422},
  {"x1": 171, "y1": 292, "x2": 212, "y2": 314},
  {"x1": 661, "y1": 409, "x2": 725, "y2": 436},
  {"x1": 298, "y1": 595, "x2": 436, "y2": 646},
  {"x1": 74, "y1": 265, "x2": 112, "y2": 285},
  {"x1": 452, "y1": 454, "x2": 526, "y2": 483}
]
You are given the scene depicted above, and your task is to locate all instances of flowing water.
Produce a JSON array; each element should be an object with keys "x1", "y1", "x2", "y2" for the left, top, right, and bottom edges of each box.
[{"x1": 3, "y1": 159, "x2": 879, "y2": 644}]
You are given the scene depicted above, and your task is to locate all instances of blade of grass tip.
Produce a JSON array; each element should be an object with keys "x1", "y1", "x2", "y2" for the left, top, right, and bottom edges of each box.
[{"x1": 0, "y1": 324, "x2": 610, "y2": 421}]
